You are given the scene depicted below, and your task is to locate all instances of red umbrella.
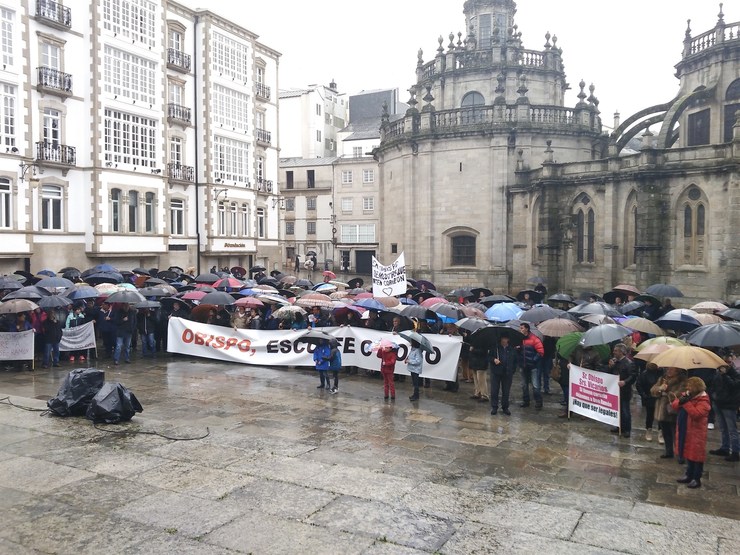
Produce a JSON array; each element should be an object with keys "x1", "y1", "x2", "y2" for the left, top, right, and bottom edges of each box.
[
  {"x1": 182, "y1": 290, "x2": 208, "y2": 301},
  {"x1": 322, "y1": 270, "x2": 337, "y2": 279},
  {"x1": 213, "y1": 277, "x2": 245, "y2": 289}
]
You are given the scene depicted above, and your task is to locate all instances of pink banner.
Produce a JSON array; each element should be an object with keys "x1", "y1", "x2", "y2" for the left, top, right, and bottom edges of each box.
[{"x1": 568, "y1": 365, "x2": 620, "y2": 427}]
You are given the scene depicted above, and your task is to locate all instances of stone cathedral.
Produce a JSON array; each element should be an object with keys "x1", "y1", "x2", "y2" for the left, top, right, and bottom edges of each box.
[{"x1": 375, "y1": 0, "x2": 740, "y2": 303}]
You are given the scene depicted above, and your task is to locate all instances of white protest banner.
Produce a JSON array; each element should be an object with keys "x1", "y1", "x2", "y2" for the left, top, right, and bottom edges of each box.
[
  {"x1": 371, "y1": 253, "x2": 407, "y2": 297},
  {"x1": 568, "y1": 364, "x2": 620, "y2": 427},
  {"x1": 60, "y1": 322, "x2": 97, "y2": 352},
  {"x1": 0, "y1": 330, "x2": 35, "y2": 361},
  {"x1": 167, "y1": 318, "x2": 461, "y2": 381}
]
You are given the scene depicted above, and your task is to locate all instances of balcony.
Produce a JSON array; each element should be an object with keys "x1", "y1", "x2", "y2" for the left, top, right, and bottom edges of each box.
[
  {"x1": 167, "y1": 48, "x2": 191, "y2": 73},
  {"x1": 167, "y1": 103, "x2": 191, "y2": 125},
  {"x1": 256, "y1": 178, "x2": 273, "y2": 193},
  {"x1": 37, "y1": 67, "x2": 73, "y2": 98},
  {"x1": 256, "y1": 128, "x2": 272, "y2": 146},
  {"x1": 256, "y1": 82, "x2": 271, "y2": 101},
  {"x1": 36, "y1": 0, "x2": 72, "y2": 31},
  {"x1": 167, "y1": 163, "x2": 195, "y2": 183},
  {"x1": 36, "y1": 141, "x2": 76, "y2": 173}
]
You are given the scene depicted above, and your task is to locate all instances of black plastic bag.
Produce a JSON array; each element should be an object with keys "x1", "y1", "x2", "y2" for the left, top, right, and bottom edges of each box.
[
  {"x1": 47, "y1": 368, "x2": 105, "y2": 417},
  {"x1": 86, "y1": 382, "x2": 143, "y2": 423}
]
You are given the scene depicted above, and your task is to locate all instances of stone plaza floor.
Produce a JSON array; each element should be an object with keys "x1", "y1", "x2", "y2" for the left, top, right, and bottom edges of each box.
[{"x1": 0, "y1": 355, "x2": 738, "y2": 554}]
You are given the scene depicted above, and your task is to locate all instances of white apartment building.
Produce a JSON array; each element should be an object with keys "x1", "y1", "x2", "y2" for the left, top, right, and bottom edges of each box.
[
  {"x1": 0, "y1": 0, "x2": 280, "y2": 276},
  {"x1": 278, "y1": 82, "x2": 347, "y2": 159}
]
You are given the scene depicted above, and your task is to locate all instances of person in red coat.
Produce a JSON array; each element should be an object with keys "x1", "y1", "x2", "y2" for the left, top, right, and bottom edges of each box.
[
  {"x1": 377, "y1": 343, "x2": 399, "y2": 401},
  {"x1": 671, "y1": 377, "x2": 711, "y2": 489}
]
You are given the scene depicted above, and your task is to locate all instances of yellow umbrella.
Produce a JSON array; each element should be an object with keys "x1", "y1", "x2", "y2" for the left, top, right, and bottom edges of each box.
[
  {"x1": 621, "y1": 317, "x2": 665, "y2": 336},
  {"x1": 634, "y1": 343, "x2": 674, "y2": 363},
  {"x1": 650, "y1": 345, "x2": 726, "y2": 370},
  {"x1": 636, "y1": 336, "x2": 687, "y2": 352}
]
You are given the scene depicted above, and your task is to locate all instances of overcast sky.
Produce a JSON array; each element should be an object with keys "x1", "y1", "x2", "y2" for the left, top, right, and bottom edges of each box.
[{"x1": 180, "y1": 0, "x2": 726, "y2": 126}]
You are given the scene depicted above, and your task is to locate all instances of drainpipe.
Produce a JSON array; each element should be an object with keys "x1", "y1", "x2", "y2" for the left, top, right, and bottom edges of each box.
[{"x1": 193, "y1": 15, "x2": 201, "y2": 275}]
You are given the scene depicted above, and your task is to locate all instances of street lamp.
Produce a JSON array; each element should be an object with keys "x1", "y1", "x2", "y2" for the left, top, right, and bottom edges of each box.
[{"x1": 19, "y1": 161, "x2": 42, "y2": 183}]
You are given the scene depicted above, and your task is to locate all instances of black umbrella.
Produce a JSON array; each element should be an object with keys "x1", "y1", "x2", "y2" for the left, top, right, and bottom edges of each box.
[
  {"x1": 479, "y1": 294, "x2": 517, "y2": 307},
  {"x1": 719, "y1": 308, "x2": 740, "y2": 322},
  {"x1": 455, "y1": 317, "x2": 491, "y2": 333},
  {"x1": 250, "y1": 265, "x2": 267, "y2": 273},
  {"x1": 467, "y1": 302, "x2": 488, "y2": 312},
  {"x1": 471, "y1": 287, "x2": 493, "y2": 299},
  {"x1": 3, "y1": 285, "x2": 53, "y2": 300},
  {"x1": 59, "y1": 266, "x2": 80, "y2": 274},
  {"x1": 548, "y1": 293, "x2": 574, "y2": 303},
  {"x1": 61, "y1": 270, "x2": 82, "y2": 282},
  {"x1": 294, "y1": 279, "x2": 314, "y2": 289},
  {"x1": 194, "y1": 272, "x2": 220, "y2": 284},
  {"x1": 143, "y1": 278, "x2": 168, "y2": 286},
  {"x1": 347, "y1": 278, "x2": 364, "y2": 289},
  {"x1": 296, "y1": 329, "x2": 337, "y2": 346},
  {"x1": 135, "y1": 300, "x2": 161, "y2": 309},
  {"x1": 258, "y1": 277, "x2": 280, "y2": 287},
  {"x1": 0, "y1": 278, "x2": 23, "y2": 291},
  {"x1": 132, "y1": 267, "x2": 150, "y2": 276},
  {"x1": 470, "y1": 325, "x2": 525, "y2": 348},
  {"x1": 138, "y1": 286, "x2": 173, "y2": 298},
  {"x1": 306, "y1": 250, "x2": 317, "y2": 256},
  {"x1": 38, "y1": 295, "x2": 74, "y2": 309},
  {"x1": 684, "y1": 323, "x2": 740, "y2": 348},
  {"x1": 519, "y1": 305, "x2": 565, "y2": 324},
  {"x1": 231, "y1": 266, "x2": 247, "y2": 278},
  {"x1": 449, "y1": 288, "x2": 473, "y2": 299},
  {"x1": 568, "y1": 302, "x2": 621, "y2": 318},
  {"x1": 159, "y1": 297, "x2": 192, "y2": 311},
  {"x1": 645, "y1": 284, "x2": 684, "y2": 298},
  {"x1": 578, "y1": 291, "x2": 604, "y2": 302},
  {"x1": 400, "y1": 305, "x2": 437, "y2": 320},
  {"x1": 157, "y1": 271, "x2": 180, "y2": 281},
  {"x1": 619, "y1": 300, "x2": 645, "y2": 315},
  {"x1": 199, "y1": 291, "x2": 236, "y2": 306},
  {"x1": 85, "y1": 272, "x2": 124, "y2": 285},
  {"x1": 106, "y1": 290, "x2": 146, "y2": 304}
]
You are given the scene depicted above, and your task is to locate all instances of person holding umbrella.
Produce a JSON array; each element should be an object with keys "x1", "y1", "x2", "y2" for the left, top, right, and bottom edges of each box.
[
  {"x1": 137, "y1": 307, "x2": 157, "y2": 358},
  {"x1": 65, "y1": 304, "x2": 86, "y2": 363},
  {"x1": 40, "y1": 310, "x2": 63, "y2": 368},
  {"x1": 518, "y1": 323, "x2": 544, "y2": 409},
  {"x1": 710, "y1": 363, "x2": 740, "y2": 462},
  {"x1": 97, "y1": 301, "x2": 116, "y2": 358},
  {"x1": 607, "y1": 343, "x2": 638, "y2": 438},
  {"x1": 406, "y1": 339, "x2": 424, "y2": 401},
  {"x1": 113, "y1": 303, "x2": 137, "y2": 365},
  {"x1": 490, "y1": 335, "x2": 516, "y2": 415},
  {"x1": 313, "y1": 338, "x2": 332, "y2": 390},
  {"x1": 651, "y1": 366, "x2": 689, "y2": 459}
]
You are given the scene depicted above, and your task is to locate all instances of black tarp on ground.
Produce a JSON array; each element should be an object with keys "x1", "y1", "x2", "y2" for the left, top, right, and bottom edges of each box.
[
  {"x1": 47, "y1": 368, "x2": 105, "y2": 417},
  {"x1": 85, "y1": 382, "x2": 143, "y2": 423}
]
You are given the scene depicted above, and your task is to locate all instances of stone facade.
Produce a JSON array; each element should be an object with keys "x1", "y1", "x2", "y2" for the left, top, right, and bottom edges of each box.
[{"x1": 375, "y1": 0, "x2": 740, "y2": 303}]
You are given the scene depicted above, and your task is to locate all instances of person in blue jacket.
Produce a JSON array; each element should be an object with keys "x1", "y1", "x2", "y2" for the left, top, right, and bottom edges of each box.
[{"x1": 313, "y1": 339, "x2": 332, "y2": 390}]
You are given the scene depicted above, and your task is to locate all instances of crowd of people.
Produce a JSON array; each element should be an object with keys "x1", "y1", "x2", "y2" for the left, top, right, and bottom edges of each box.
[{"x1": 1, "y1": 267, "x2": 739, "y2": 488}]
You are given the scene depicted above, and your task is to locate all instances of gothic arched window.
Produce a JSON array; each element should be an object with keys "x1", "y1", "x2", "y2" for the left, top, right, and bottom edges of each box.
[
  {"x1": 678, "y1": 185, "x2": 707, "y2": 266},
  {"x1": 724, "y1": 78, "x2": 740, "y2": 142}
]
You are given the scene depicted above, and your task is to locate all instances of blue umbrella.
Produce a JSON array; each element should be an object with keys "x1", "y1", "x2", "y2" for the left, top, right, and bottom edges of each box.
[
  {"x1": 64, "y1": 285, "x2": 100, "y2": 300},
  {"x1": 36, "y1": 269, "x2": 57, "y2": 277},
  {"x1": 399, "y1": 297, "x2": 418, "y2": 305},
  {"x1": 655, "y1": 310, "x2": 701, "y2": 333},
  {"x1": 93, "y1": 263, "x2": 119, "y2": 273},
  {"x1": 37, "y1": 277, "x2": 74, "y2": 290},
  {"x1": 353, "y1": 298, "x2": 388, "y2": 311},
  {"x1": 485, "y1": 302, "x2": 523, "y2": 322}
]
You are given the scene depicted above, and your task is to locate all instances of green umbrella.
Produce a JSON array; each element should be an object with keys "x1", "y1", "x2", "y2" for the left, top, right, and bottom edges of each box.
[{"x1": 556, "y1": 332, "x2": 610, "y2": 362}]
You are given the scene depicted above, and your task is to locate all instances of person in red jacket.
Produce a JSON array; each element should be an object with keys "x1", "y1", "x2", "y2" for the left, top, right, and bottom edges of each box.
[
  {"x1": 672, "y1": 377, "x2": 711, "y2": 488},
  {"x1": 518, "y1": 323, "x2": 545, "y2": 409},
  {"x1": 377, "y1": 343, "x2": 399, "y2": 401}
]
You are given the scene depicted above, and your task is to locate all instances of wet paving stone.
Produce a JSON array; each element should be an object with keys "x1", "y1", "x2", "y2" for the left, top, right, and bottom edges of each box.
[{"x1": 1, "y1": 358, "x2": 739, "y2": 553}]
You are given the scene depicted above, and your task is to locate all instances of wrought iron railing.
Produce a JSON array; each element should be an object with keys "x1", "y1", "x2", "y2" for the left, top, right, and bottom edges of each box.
[
  {"x1": 256, "y1": 178, "x2": 273, "y2": 193},
  {"x1": 256, "y1": 82, "x2": 271, "y2": 100},
  {"x1": 167, "y1": 48, "x2": 191, "y2": 72},
  {"x1": 167, "y1": 103, "x2": 191, "y2": 124},
  {"x1": 36, "y1": 141, "x2": 76, "y2": 165},
  {"x1": 37, "y1": 66, "x2": 72, "y2": 93},
  {"x1": 167, "y1": 163, "x2": 195, "y2": 182},
  {"x1": 36, "y1": 0, "x2": 71, "y2": 29},
  {"x1": 256, "y1": 128, "x2": 271, "y2": 144}
]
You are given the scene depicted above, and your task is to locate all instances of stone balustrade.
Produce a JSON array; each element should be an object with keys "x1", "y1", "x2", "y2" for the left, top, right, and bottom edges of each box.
[
  {"x1": 383, "y1": 104, "x2": 599, "y2": 142},
  {"x1": 687, "y1": 20, "x2": 739, "y2": 57}
]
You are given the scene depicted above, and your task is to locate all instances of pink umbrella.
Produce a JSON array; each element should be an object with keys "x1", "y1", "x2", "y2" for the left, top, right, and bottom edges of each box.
[
  {"x1": 322, "y1": 270, "x2": 337, "y2": 279},
  {"x1": 182, "y1": 290, "x2": 207, "y2": 301},
  {"x1": 354, "y1": 292, "x2": 373, "y2": 300},
  {"x1": 234, "y1": 297, "x2": 264, "y2": 308},
  {"x1": 421, "y1": 297, "x2": 448, "y2": 308}
]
